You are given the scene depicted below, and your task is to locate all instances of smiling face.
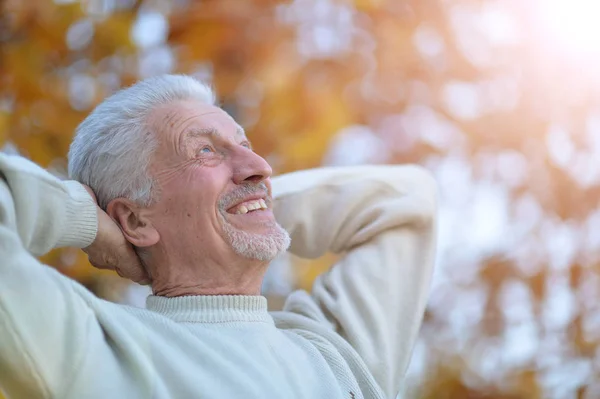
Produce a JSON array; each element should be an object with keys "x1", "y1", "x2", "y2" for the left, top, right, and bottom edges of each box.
[{"x1": 146, "y1": 99, "x2": 290, "y2": 266}]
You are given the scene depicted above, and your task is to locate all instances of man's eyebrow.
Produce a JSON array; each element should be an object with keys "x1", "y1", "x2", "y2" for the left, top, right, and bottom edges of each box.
[
  {"x1": 181, "y1": 126, "x2": 252, "y2": 150},
  {"x1": 180, "y1": 128, "x2": 221, "y2": 152},
  {"x1": 184, "y1": 127, "x2": 222, "y2": 141},
  {"x1": 236, "y1": 126, "x2": 246, "y2": 139},
  {"x1": 236, "y1": 127, "x2": 253, "y2": 149},
  {"x1": 185, "y1": 127, "x2": 247, "y2": 141}
]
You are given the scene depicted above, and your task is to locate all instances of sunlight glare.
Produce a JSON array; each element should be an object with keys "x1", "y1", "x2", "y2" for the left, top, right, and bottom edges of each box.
[{"x1": 539, "y1": 0, "x2": 600, "y2": 56}]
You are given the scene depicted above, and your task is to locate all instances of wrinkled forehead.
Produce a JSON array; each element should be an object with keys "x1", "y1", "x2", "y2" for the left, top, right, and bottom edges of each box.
[{"x1": 150, "y1": 100, "x2": 246, "y2": 147}]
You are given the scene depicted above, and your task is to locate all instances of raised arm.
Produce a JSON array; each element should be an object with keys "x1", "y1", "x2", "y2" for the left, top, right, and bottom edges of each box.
[
  {"x1": 272, "y1": 165, "x2": 437, "y2": 398},
  {"x1": 0, "y1": 154, "x2": 99, "y2": 397}
]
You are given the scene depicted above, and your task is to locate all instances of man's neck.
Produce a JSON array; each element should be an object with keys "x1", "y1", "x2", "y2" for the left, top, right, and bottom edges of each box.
[{"x1": 146, "y1": 250, "x2": 267, "y2": 297}]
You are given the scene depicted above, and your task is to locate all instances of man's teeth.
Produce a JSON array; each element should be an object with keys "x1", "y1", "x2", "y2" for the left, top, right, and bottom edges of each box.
[{"x1": 235, "y1": 199, "x2": 268, "y2": 214}]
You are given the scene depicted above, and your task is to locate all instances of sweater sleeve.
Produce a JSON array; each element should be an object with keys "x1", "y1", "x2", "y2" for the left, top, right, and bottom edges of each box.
[
  {"x1": 0, "y1": 154, "x2": 100, "y2": 398},
  {"x1": 272, "y1": 165, "x2": 437, "y2": 399}
]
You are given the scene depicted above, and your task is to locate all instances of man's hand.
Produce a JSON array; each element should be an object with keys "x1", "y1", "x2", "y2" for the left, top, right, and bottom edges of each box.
[{"x1": 82, "y1": 185, "x2": 151, "y2": 285}]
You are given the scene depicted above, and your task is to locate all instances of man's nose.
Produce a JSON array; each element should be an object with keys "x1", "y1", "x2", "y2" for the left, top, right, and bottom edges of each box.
[{"x1": 232, "y1": 148, "x2": 273, "y2": 185}]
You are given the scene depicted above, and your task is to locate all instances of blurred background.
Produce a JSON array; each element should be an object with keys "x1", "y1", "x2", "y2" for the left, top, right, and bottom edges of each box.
[{"x1": 2, "y1": 0, "x2": 600, "y2": 397}]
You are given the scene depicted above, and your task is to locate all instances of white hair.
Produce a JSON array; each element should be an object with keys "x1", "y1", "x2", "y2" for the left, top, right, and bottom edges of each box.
[{"x1": 68, "y1": 74, "x2": 216, "y2": 209}]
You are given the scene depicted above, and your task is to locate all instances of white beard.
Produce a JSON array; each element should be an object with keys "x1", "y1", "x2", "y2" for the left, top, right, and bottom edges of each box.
[
  {"x1": 218, "y1": 182, "x2": 291, "y2": 261},
  {"x1": 221, "y1": 218, "x2": 291, "y2": 262}
]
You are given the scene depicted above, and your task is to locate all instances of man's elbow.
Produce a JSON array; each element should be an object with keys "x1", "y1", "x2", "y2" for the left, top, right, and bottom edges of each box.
[{"x1": 392, "y1": 164, "x2": 438, "y2": 226}]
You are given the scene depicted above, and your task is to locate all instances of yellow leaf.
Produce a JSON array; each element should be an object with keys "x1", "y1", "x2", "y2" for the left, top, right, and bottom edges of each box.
[{"x1": 0, "y1": 111, "x2": 9, "y2": 146}]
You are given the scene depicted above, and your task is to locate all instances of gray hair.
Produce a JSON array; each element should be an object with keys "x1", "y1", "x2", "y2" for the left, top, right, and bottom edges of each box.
[{"x1": 68, "y1": 74, "x2": 216, "y2": 209}]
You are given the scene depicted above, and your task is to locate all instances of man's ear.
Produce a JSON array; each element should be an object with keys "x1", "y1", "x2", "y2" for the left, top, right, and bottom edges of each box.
[{"x1": 106, "y1": 198, "x2": 160, "y2": 248}]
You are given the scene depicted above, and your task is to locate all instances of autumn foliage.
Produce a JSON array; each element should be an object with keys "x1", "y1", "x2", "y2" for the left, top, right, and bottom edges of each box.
[{"x1": 3, "y1": 0, "x2": 600, "y2": 397}]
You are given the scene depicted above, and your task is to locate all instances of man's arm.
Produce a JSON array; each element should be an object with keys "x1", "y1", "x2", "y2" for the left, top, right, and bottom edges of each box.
[
  {"x1": 272, "y1": 165, "x2": 437, "y2": 398},
  {"x1": 0, "y1": 154, "x2": 98, "y2": 254},
  {"x1": 0, "y1": 153, "x2": 100, "y2": 398}
]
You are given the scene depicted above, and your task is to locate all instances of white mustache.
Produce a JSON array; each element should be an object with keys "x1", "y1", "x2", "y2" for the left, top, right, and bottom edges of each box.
[{"x1": 218, "y1": 182, "x2": 270, "y2": 211}]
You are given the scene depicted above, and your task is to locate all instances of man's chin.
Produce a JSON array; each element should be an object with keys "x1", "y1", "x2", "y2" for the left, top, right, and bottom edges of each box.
[{"x1": 223, "y1": 222, "x2": 291, "y2": 262}]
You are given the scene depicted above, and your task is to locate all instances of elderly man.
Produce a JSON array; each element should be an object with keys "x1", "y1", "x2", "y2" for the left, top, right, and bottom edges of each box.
[{"x1": 0, "y1": 75, "x2": 436, "y2": 399}]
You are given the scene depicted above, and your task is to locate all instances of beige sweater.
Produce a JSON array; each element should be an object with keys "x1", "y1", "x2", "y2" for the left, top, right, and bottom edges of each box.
[{"x1": 0, "y1": 154, "x2": 437, "y2": 399}]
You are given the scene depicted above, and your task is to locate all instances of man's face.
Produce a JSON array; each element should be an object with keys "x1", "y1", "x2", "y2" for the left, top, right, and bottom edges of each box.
[{"x1": 145, "y1": 100, "x2": 290, "y2": 264}]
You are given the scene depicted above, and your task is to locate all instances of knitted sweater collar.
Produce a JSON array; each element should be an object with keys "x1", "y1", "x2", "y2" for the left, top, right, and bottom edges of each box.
[{"x1": 146, "y1": 295, "x2": 274, "y2": 324}]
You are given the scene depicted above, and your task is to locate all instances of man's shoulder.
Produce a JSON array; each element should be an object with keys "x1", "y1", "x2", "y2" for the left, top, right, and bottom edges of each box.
[{"x1": 270, "y1": 290, "x2": 337, "y2": 334}]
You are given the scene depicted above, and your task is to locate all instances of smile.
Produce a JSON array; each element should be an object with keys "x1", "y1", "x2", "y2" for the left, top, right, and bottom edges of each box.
[
  {"x1": 227, "y1": 197, "x2": 269, "y2": 214},
  {"x1": 234, "y1": 199, "x2": 268, "y2": 214}
]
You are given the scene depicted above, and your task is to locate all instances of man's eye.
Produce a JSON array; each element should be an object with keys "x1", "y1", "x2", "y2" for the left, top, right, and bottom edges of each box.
[
  {"x1": 199, "y1": 146, "x2": 214, "y2": 154},
  {"x1": 241, "y1": 142, "x2": 251, "y2": 149}
]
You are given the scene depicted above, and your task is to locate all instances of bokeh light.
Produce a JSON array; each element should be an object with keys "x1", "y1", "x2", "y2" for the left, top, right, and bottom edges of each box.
[{"x1": 3, "y1": 0, "x2": 600, "y2": 397}]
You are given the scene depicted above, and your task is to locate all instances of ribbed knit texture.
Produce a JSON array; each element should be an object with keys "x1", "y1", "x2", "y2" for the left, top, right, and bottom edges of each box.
[
  {"x1": 58, "y1": 181, "x2": 98, "y2": 249},
  {"x1": 0, "y1": 153, "x2": 437, "y2": 399},
  {"x1": 146, "y1": 295, "x2": 274, "y2": 324}
]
